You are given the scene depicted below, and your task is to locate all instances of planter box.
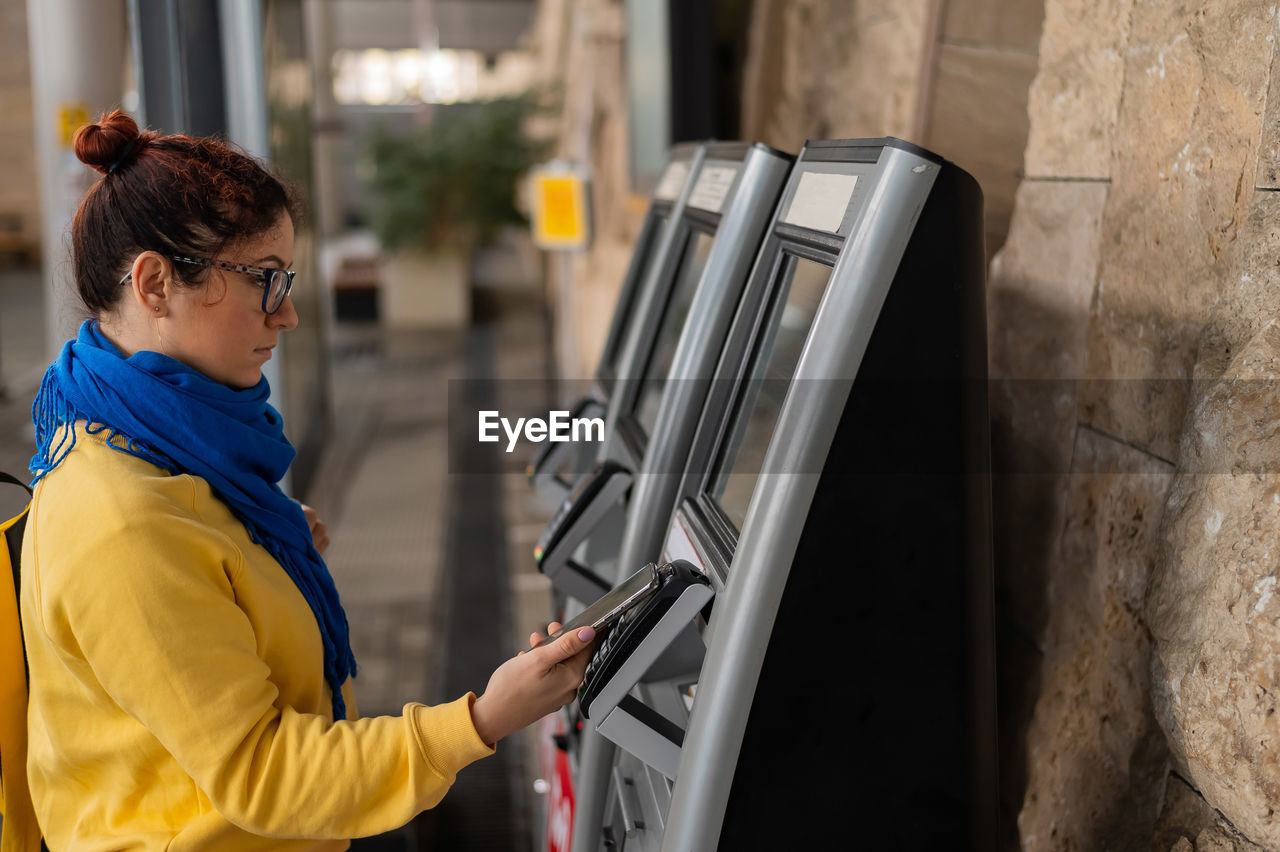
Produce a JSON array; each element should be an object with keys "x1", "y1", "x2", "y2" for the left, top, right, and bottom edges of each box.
[{"x1": 382, "y1": 247, "x2": 471, "y2": 328}]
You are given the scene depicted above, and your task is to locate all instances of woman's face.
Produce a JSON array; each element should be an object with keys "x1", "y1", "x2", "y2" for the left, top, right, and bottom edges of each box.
[{"x1": 164, "y1": 212, "x2": 298, "y2": 389}]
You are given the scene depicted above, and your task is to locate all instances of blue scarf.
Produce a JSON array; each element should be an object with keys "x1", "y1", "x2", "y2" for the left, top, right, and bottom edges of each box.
[{"x1": 30, "y1": 320, "x2": 356, "y2": 720}]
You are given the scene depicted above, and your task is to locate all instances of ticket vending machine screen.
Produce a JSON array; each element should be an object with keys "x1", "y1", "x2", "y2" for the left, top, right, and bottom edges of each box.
[
  {"x1": 603, "y1": 214, "x2": 668, "y2": 380},
  {"x1": 633, "y1": 230, "x2": 718, "y2": 437},
  {"x1": 710, "y1": 255, "x2": 833, "y2": 530}
]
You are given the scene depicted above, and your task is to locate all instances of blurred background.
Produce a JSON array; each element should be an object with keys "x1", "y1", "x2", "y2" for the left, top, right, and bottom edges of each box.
[{"x1": 3, "y1": 1, "x2": 1279, "y2": 851}]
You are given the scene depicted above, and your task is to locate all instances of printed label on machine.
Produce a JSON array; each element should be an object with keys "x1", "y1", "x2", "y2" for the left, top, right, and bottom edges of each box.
[
  {"x1": 687, "y1": 165, "x2": 739, "y2": 213},
  {"x1": 654, "y1": 160, "x2": 691, "y2": 202},
  {"x1": 782, "y1": 171, "x2": 859, "y2": 233}
]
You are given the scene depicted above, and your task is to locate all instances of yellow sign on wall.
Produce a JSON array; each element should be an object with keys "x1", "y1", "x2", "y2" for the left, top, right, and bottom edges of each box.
[
  {"x1": 530, "y1": 166, "x2": 591, "y2": 250},
  {"x1": 58, "y1": 103, "x2": 90, "y2": 148}
]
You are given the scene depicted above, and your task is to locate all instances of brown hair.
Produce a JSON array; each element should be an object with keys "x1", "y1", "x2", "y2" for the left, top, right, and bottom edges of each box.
[{"x1": 71, "y1": 109, "x2": 298, "y2": 315}]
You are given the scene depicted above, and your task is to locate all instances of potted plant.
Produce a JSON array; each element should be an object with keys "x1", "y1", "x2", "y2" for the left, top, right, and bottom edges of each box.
[{"x1": 364, "y1": 93, "x2": 551, "y2": 327}]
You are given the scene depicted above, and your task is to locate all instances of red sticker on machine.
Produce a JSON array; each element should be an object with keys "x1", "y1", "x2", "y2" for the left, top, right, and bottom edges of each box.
[{"x1": 540, "y1": 712, "x2": 574, "y2": 852}]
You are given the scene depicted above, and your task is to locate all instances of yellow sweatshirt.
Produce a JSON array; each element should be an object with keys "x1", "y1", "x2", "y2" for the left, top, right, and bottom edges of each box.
[{"x1": 20, "y1": 425, "x2": 494, "y2": 850}]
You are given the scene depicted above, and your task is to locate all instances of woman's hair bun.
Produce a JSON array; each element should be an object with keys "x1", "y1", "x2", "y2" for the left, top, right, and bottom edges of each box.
[{"x1": 74, "y1": 109, "x2": 142, "y2": 175}]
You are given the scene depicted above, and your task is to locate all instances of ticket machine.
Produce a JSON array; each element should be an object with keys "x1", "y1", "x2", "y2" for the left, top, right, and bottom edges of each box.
[
  {"x1": 533, "y1": 142, "x2": 794, "y2": 605},
  {"x1": 528, "y1": 142, "x2": 706, "y2": 510},
  {"x1": 566, "y1": 138, "x2": 996, "y2": 850}
]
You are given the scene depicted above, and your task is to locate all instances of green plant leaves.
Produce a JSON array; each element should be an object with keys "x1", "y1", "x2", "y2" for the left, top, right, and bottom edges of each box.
[{"x1": 364, "y1": 93, "x2": 555, "y2": 251}]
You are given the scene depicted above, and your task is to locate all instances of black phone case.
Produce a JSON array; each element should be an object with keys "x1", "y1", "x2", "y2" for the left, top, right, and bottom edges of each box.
[{"x1": 579, "y1": 560, "x2": 710, "y2": 718}]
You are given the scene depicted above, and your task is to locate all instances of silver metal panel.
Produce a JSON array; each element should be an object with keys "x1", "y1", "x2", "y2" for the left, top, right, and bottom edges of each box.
[
  {"x1": 573, "y1": 146, "x2": 789, "y2": 852},
  {"x1": 575, "y1": 505, "x2": 626, "y2": 593},
  {"x1": 602, "y1": 145, "x2": 708, "y2": 455},
  {"x1": 572, "y1": 723, "x2": 619, "y2": 852},
  {"x1": 644, "y1": 762, "x2": 673, "y2": 829},
  {"x1": 538, "y1": 472, "x2": 631, "y2": 578},
  {"x1": 598, "y1": 705, "x2": 682, "y2": 782},
  {"x1": 661, "y1": 145, "x2": 941, "y2": 852},
  {"x1": 600, "y1": 142, "x2": 703, "y2": 385},
  {"x1": 613, "y1": 145, "x2": 793, "y2": 585}
]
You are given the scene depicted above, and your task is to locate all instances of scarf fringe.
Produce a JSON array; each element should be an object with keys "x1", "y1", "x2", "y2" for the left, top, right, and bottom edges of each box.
[{"x1": 30, "y1": 366, "x2": 174, "y2": 484}]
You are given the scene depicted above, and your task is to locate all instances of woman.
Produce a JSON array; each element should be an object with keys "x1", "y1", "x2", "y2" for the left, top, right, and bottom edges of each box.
[{"x1": 19, "y1": 110, "x2": 593, "y2": 850}]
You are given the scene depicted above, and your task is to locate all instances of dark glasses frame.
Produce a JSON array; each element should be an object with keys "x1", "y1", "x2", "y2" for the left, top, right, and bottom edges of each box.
[{"x1": 118, "y1": 255, "x2": 296, "y2": 315}]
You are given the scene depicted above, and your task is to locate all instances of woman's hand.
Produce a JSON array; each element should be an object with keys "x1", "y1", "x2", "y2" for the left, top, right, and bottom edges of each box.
[
  {"x1": 298, "y1": 503, "x2": 330, "y2": 555},
  {"x1": 528, "y1": 620, "x2": 563, "y2": 649},
  {"x1": 471, "y1": 625, "x2": 596, "y2": 746}
]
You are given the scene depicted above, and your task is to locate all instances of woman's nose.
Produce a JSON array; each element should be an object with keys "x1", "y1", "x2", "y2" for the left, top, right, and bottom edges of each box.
[{"x1": 269, "y1": 293, "x2": 299, "y2": 331}]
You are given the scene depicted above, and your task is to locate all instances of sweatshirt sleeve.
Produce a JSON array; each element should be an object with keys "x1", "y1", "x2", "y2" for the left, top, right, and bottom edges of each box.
[{"x1": 28, "y1": 471, "x2": 493, "y2": 839}]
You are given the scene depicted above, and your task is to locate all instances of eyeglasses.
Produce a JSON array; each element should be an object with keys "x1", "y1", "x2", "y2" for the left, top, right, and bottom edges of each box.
[{"x1": 118, "y1": 255, "x2": 296, "y2": 315}]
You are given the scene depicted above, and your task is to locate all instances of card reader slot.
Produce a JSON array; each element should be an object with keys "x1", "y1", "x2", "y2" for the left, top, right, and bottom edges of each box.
[
  {"x1": 527, "y1": 396, "x2": 607, "y2": 508},
  {"x1": 580, "y1": 561, "x2": 713, "y2": 719},
  {"x1": 534, "y1": 460, "x2": 632, "y2": 596},
  {"x1": 578, "y1": 560, "x2": 715, "y2": 779}
]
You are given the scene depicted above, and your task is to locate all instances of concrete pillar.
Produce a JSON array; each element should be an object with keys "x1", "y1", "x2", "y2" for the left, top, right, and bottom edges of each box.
[
  {"x1": 26, "y1": 0, "x2": 128, "y2": 354},
  {"x1": 304, "y1": 0, "x2": 345, "y2": 239},
  {"x1": 218, "y1": 0, "x2": 269, "y2": 160}
]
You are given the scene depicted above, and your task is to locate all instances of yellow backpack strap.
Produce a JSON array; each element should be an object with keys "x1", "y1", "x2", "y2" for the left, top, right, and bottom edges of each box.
[{"x1": 0, "y1": 470, "x2": 42, "y2": 852}]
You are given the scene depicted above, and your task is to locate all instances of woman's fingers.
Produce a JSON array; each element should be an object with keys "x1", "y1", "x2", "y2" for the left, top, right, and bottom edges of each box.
[
  {"x1": 527, "y1": 621, "x2": 565, "y2": 649},
  {"x1": 537, "y1": 625, "x2": 596, "y2": 668},
  {"x1": 298, "y1": 503, "x2": 330, "y2": 555}
]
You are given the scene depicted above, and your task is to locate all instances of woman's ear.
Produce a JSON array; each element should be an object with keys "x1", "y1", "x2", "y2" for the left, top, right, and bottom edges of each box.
[{"x1": 127, "y1": 251, "x2": 172, "y2": 316}]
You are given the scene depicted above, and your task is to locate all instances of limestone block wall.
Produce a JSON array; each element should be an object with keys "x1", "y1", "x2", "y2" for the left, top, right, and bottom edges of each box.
[
  {"x1": 923, "y1": 0, "x2": 1042, "y2": 262},
  {"x1": 0, "y1": 0, "x2": 39, "y2": 260},
  {"x1": 994, "y1": 0, "x2": 1280, "y2": 849},
  {"x1": 738, "y1": 0, "x2": 930, "y2": 152}
]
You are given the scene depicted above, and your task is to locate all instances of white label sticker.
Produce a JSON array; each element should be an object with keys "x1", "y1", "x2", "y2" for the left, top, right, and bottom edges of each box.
[
  {"x1": 654, "y1": 160, "x2": 690, "y2": 202},
  {"x1": 782, "y1": 171, "x2": 859, "y2": 233},
  {"x1": 687, "y1": 165, "x2": 739, "y2": 213}
]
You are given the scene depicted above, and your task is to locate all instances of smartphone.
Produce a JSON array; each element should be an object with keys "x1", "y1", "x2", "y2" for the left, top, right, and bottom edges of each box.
[{"x1": 534, "y1": 562, "x2": 661, "y2": 647}]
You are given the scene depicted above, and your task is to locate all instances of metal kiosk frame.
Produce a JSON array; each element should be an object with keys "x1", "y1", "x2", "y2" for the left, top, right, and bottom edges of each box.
[
  {"x1": 528, "y1": 142, "x2": 707, "y2": 509},
  {"x1": 533, "y1": 142, "x2": 793, "y2": 605},
  {"x1": 570, "y1": 138, "x2": 997, "y2": 851}
]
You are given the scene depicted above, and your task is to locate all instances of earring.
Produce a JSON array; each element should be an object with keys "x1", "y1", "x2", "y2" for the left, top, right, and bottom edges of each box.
[{"x1": 154, "y1": 306, "x2": 161, "y2": 312}]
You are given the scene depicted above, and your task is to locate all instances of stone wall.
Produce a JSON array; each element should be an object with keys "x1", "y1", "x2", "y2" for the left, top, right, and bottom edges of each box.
[
  {"x1": 0, "y1": 0, "x2": 39, "y2": 261},
  {"x1": 994, "y1": 0, "x2": 1280, "y2": 849},
  {"x1": 739, "y1": 0, "x2": 929, "y2": 151},
  {"x1": 924, "y1": 0, "x2": 1042, "y2": 261},
  {"x1": 738, "y1": 0, "x2": 1041, "y2": 263}
]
